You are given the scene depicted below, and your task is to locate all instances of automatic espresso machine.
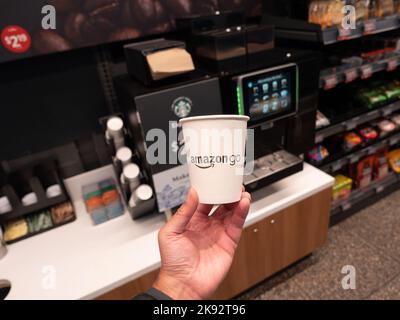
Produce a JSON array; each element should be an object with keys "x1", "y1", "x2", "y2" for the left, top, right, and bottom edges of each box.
[{"x1": 114, "y1": 12, "x2": 321, "y2": 216}]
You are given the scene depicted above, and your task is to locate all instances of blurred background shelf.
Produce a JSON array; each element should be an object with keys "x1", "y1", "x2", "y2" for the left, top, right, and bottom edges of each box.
[
  {"x1": 320, "y1": 52, "x2": 400, "y2": 90},
  {"x1": 330, "y1": 171, "x2": 400, "y2": 225},
  {"x1": 315, "y1": 100, "x2": 400, "y2": 144},
  {"x1": 266, "y1": 14, "x2": 400, "y2": 45},
  {"x1": 317, "y1": 130, "x2": 400, "y2": 173}
]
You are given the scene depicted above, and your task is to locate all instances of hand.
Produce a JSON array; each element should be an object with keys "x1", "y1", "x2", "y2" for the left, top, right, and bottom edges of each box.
[{"x1": 153, "y1": 188, "x2": 251, "y2": 300}]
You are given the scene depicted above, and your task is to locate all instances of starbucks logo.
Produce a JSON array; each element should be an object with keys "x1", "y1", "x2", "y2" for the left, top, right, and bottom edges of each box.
[{"x1": 172, "y1": 96, "x2": 192, "y2": 118}]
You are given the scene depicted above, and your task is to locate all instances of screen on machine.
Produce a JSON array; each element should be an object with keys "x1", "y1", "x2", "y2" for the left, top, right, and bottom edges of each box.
[{"x1": 237, "y1": 63, "x2": 298, "y2": 127}]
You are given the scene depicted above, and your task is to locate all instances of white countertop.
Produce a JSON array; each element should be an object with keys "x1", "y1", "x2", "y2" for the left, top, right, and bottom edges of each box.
[{"x1": 0, "y1": 163, "x2": 333, "y2": 300}]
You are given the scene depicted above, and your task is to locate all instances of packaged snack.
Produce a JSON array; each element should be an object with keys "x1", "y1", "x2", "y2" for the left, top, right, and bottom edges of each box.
[
  {"x1": 309, "y1": 1, "x2": 320, "y2": 25},
  {"x1": 387, "y1": 149, "x2": 400, "y2": 172},
  {"x1": 382, "y1": 81, "x2": 400, "y2": 100},
  {"x1": 329, "y1": 0, "x2": 346, "y2": 26},
  {"x1": 377, "y1": 119, "x2": 396, "y2": 136},
  {"x1": 376, "y1": 0, "x2": 395, "y2": 17},
  {"x1": 27, "y1": 211, "x2": 53, "y2": 233},
  {"x1": 395, "y1": 0, "x2": 400, "y2": 13},
  {"x1": 308, "y1": 0, "x2": 345, "y2": 28},
  {"x1": 332, "y1": 175, "x2": 353, "y2": 203},
  {"x1": 316, "y1": 110, "x2": 331, "y2": 129},
  {"x1": 308, "y1": 145, "x2": 329, "y2": 163},
  {"x1": 374, "y1": 150, "x2": 389, "y2": 179},
  {"x1": 359, "y1": 126, "x2": 378, "y2": 142},
  {"x1": 356, "y1": 0, "x2": 370, "y2": 21},
  {"x1": 3, "y1": 218, "x2": 29, "y2": 242},
  {"x1": 368, "y1": 0, "x2": 379, "y2": 18},
  {"x1": 51, "y1": 202, "x2": 75, "y2": 225},
  {"x1": 355, "y1": 88, "x2": 388, "y2": 108},
  {"x1": 343, "y1": 132, "x2": 363, "y2": 150},
  {"x1": 356, "y1": 156, "x2": 375, "y2": 188}
]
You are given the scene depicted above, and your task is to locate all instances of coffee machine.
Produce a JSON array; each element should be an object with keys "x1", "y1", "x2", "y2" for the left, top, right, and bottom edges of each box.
[
  {"x1": 218, "y1": 47, "x2": 321, "y2": 190},
  {"x1": 114, "y1": 13, "x2": 321, "y2": 214}
]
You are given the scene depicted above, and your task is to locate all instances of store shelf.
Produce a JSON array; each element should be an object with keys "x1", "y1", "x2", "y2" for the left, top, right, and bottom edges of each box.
[
  {"x1": 270, "y1": 15, "x2": 400, "y2": 45},
  {"x1": 331, "y1": 171, "x2": 399, "y2": 219},
  {"x1": 320, "y1": 52, "x2": 400, "y2": 90},
  {"x1": 318, "y1": 130, "x2": 400, "y2": 173},
  {"x1": 315, "y1": 100, "x2": 400, "y2": 143}
]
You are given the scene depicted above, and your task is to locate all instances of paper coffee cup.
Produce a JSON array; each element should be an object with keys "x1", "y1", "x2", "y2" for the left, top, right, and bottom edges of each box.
[{"x1": 180, "y1": 115, "x2": 249, "y2": 204}]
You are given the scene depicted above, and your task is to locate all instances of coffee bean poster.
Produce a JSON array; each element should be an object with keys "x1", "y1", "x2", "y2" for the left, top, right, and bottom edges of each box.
[{"x1": 0, "y1": 0, "x2": 262, "y2": 64}]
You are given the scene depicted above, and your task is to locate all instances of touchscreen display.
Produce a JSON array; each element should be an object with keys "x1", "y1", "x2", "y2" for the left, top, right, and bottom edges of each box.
[{"x1": 238, "y1": 64, "x2": 297, "y2": 126}]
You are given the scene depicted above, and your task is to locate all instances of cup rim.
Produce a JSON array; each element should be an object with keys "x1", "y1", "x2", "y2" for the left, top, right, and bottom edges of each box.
[{"x1": 179, "y1": 114, "x2": 250, "y2": 124}]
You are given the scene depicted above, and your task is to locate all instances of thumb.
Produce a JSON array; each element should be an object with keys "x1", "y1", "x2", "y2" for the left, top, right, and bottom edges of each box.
[{"x1": 164, "y1": 188, "x2": 199, "y2": 234}]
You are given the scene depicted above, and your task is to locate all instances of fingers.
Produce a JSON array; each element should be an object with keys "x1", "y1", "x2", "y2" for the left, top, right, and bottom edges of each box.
[
  {"x1": 196, "y1": 204, "x2": 214, "y2": 216},
  {"x1": 225, "y1": 196, "x2": 251, "y2": 244},
  {"x1": 195, "y1": 188, "x2": 249, "y2": 218},
  {"x1": 164, "y1": 188, "x2": 199, "y2": 234},
  {"x1": 231, "y1": 196, "x2": 251, "y2": 229},
  {"x1": 213, "y1": 192, "x2": 251, "y2": 219},
  {"x1": 242, "y1": 191, "x2": 251, "y2": 202}
]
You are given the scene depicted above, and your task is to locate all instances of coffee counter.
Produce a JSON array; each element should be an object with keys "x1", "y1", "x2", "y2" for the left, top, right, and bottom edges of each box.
[{"x1": 0, "y1": 163, "x2": 334, "y2": 300}]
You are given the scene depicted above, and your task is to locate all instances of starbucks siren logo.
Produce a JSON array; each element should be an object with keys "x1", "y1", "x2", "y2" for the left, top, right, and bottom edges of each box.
[{"x1": 172, "y1": 96, "x2": 192, "y2": 118}]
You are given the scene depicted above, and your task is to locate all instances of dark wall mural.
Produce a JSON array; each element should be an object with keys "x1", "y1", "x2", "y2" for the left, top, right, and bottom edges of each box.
[{"x1": 0, "y1": 0, "x2": 262, "y2": 64}]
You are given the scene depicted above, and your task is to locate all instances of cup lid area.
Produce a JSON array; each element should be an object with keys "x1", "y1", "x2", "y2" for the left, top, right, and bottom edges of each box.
[
  {"x1": 179, "y1": 115, "x2": 250, "y2": 124},
  {"x1": 116, "y1": 147, "x2": 132, "y2": 161},
  {"x1": 136, "y1": 185, "x2": 153, "y2": 201},
  {"x1": 123, "y1": 164, "x2": 140, "y2": 179},
  {"x1": 107, "y1": 117, "x2": 124, "y2": 131}
]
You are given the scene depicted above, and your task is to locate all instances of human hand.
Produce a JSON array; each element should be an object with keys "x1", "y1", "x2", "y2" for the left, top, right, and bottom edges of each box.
[{"x1": 153, "y1": 188, "x2": 251, "y2": 300}]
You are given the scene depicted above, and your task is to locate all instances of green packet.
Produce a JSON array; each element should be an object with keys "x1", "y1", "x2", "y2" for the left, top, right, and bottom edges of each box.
[
  {"x1": 383, "y1": 84, "x2": 400, "y2": 100},
  {"x1": 356, "y1": 89, "x2": 387, "y2": 108},
  {"x1": 27, "y1": 210, "x2": 53, "y2": 233}
]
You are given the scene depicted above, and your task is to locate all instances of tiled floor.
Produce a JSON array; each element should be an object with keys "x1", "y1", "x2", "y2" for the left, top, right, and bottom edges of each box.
[{"x1": 238, "y1": 189, "x2": 400, "y2": 300}]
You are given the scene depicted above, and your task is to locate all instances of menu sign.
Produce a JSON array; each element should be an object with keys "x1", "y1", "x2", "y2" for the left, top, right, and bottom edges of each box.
[{"x1": 0, "y1": 0, "x2": 262, "y2": 64}]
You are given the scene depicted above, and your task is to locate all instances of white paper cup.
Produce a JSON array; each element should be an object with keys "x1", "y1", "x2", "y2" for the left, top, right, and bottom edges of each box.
[
  {"x1": 180, "y1": 115, "x2": 249, "y2": 204},
  {"x1": 116, "y1": 147, "x2": 132, "y2": 166},
  {"x1": 106, "y1": 117, "x2": 124, "y2": 138}
]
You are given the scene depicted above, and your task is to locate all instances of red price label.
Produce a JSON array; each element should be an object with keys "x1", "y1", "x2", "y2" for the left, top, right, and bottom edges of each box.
[
  {"x1": 387, "y1": 59, "x2": 398, "y2": 72},
  {"x1": 364, "y1": 19, "x2": 377, "y2": 34},
  {"x1": 1, "y1": 25, "x2": 31, "y2": 53},
  {"x1": 344, "y1": 68, "x2": 358, "y2": 83},
  {"x1": 361, "y1": 65, "x2": 373, "y2": 79},
  {"x1": 337, "y1": 28, "x2": 352, "y2": 40},
  {"x1": 323, "y1": 75, "x2": 338, "y2": 90}
]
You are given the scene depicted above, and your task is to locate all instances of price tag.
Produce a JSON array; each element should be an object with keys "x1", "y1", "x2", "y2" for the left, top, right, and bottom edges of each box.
[
  {"x1": 368, "y1": 147, "x2": 377, "y2": 155},
  {"x1": 390, "y1": 136, "x2": 400, "y2": 146},
  {"x1": 323, "y1": 74, "x2": 338, "y2": 90},
  {"x1": 349, "y1": 155, "x2": 360, "y2": 164},
  {"x1": 1, "y1": 25, "x2": 31, "y2": 53},
  {"x1": 376, "y1": 185, "x2": 384, "y2": 193},
  {"x1": 344, "y1": 68, "x2": 358, "y2": 83},
  {"x1": 346, "y1": 117, "x2": 359, "y2": 131},
  {"x1": 387, "y1": 58, "x2": 398, "y2": 72},
  {"x1": 364, "y1": 19, "x2": 377, "y2": 34},
  {"x1": 331, "y1": 162, "x2": 343, "y2": 172},
  {"x1": 341, "y1": 202, "x2": 352, "y2": 211},
  {"x1": 338, "y1": 27, "x2": 352, "y2": 40},
  {"x1": 382, "y1": 107, "x2": 393, "y2": 117},
  {"x1": 315, "y1": 134, "x2": 324, "y2": 144},
  {"x1": 361, "y1": 65, "x2": 373, "y2": 79}
]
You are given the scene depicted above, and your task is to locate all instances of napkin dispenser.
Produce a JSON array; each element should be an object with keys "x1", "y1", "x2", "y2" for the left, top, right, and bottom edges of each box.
[{"x1": 124, "y1": 39, "x2": 195, "y2": 86}]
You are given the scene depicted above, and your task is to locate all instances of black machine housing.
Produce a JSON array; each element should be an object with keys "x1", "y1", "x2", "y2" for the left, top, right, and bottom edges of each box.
[{"x1": 221, "y1": 47, "x2": 321, "y2": 155}]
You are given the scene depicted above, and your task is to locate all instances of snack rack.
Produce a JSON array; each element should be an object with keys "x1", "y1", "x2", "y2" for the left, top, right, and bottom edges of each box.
[{"x1": 265, "y1": 1, "x2": 400, "y2": 223}]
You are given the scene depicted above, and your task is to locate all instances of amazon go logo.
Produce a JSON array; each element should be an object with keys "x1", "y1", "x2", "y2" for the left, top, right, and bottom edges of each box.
[
  {"x1": 182, "y1": 127, "x2": 254, "y2": 176},
  {"x1": 190, "y1": 154, "x2": 243, "y2": 169}
]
